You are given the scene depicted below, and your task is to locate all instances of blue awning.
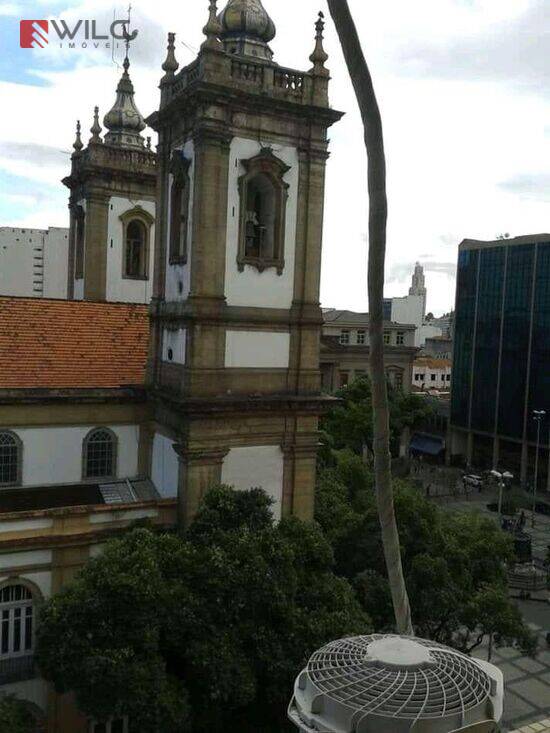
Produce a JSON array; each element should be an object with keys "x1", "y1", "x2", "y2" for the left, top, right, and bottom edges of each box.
[{"x1": 410, "y1": 434, "x2": 445, "y2": 456}]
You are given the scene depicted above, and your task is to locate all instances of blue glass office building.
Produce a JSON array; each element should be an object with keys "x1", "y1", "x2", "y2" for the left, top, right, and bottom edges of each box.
[{"x1": 449, "y1": 234, "x2": 550, "y2": 488}]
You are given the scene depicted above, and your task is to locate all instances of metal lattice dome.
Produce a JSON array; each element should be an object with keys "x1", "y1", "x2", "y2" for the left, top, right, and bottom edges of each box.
[{"x1": 288, "y1": 635, "x2": 504, "y2": 733}]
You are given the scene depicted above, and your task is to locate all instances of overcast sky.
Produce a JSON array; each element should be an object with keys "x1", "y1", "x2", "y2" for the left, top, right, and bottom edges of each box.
[{"x1": 0, "y1": 0, "x2": 548, "y2": 314}]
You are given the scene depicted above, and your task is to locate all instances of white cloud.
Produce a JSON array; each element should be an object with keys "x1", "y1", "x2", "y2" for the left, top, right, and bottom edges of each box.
[
  {"x1": 1, "y1": 0, "x2": 549, "y2": 315},
  {"x1": 0, "y1": 3, "x2": 21, "y2": 16}
]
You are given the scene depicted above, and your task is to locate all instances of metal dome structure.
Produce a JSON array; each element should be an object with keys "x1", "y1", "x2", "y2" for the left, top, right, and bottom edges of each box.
[{"x1": 289, "y1": 635, "x2": 504, "y2": 733}]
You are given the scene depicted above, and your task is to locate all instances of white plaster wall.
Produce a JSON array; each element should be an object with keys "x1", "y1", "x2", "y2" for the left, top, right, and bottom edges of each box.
[
  {"x1": 152, "y1": 433, "x2": 178, "y2": 498},
  {"x1": 225, "y1": 138, "x2": 298, "y2": 309},
  {"x1": 221, "y1": 445, "x2": 284, "y2": 520},
  {"x1": 225, "y1": 330, "x2": 290, "y2": 368},
  {"x1": 43, "y1": 227, "x2": 69, "y2": 299},
  {"x1": 391, "y1": 295, "x2": 424, "y2": 329},
  {"x1": 106, "y1": 196, "x2": 155, "y2": 304},
  {"x1": 10, "y1": 425, "x2": 139, "y2": 487},
  {"x1": 0, "y1": 559, "x2": 52, "y2": 600},
  {"x1": 162, "y1": 328, "x2": 187, "y2": 365},
  {"x1": 165, "y1": 140, "x2": 195, "y2": 302},
  {"x1": 415, "y1": 324, "x2": 443, "y2": 348}
]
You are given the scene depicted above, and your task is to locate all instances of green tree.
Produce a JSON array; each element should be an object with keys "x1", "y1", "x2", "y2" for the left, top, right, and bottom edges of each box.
[
  {"x1": 316, "y1": 466, "x2": 537, "y2": 655},
  {"x1": 322, "y1": 375, "x2": 432, "y2": 458},
  {"x1": 37, "y1": 487, "x2": 370, "y2": 733},
  {"x1": 0, "y1": 696, "x2": 36, "y2": 733}
]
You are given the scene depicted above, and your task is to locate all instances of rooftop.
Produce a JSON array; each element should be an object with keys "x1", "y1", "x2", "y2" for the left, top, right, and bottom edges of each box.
[
  {"x1": 414, "y1": 357, "x2": 452, "y2": 368},
  {"x1": 460, "y1": 234, "x2": 550, "y2": 251},
  {"x1": 0, "y1": 297, "x2": 149, "y2": 390},
  {"x1": 0, "y1": 478, "x2": 158, "y2": 515},
  {"x1": 322, "y1": 309, "x2": 416, "y2": 329}
]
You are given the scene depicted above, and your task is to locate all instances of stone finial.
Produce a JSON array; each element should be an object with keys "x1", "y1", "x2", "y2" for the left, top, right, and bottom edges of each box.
[
  {"x1": 89, "y1": 106, "x2": 103, "y2": 144},
  {"x1": 162, "y1": 32, "x2": 179, "y2": 77},
  {"x1": 73, "y1": 120, "x2": 83, "y2": 152},
  {"x1": 310, "y1": 11, "x2": 329, "y2": 76},
  {"x1": 202, "y1": 0, "x2": 222, "y2": 50}
]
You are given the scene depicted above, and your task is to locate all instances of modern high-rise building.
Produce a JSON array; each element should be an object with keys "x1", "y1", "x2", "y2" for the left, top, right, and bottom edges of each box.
[{"x1": 448, "y1": 234, "x2": 550, "y2": 489}]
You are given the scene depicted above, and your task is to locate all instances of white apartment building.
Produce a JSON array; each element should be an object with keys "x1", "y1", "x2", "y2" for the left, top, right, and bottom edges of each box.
[{"x1": 0, "y1": 227, "x2": 69, "y2": 299}]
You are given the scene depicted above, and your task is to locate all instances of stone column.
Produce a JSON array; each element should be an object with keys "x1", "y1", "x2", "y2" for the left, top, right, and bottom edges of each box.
[
  {"x1": 291, "y1": 441, "x2": 319, "y2": 522},
  {"x1": 174, "y1": 445, "x2": 228, "y2": 527},
  {"x1": 83, "y1": 190, "x2": 109, "y2": 301}
]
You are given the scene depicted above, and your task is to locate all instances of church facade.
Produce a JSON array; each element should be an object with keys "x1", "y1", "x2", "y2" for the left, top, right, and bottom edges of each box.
[{"x1": 0, "y1": 3, "x2": 342, "y2": 730}]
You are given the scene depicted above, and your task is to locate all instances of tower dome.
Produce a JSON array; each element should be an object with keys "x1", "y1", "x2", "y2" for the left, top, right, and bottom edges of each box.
[
  {"x1": 103, "y1": 57, "x2": 146, "y2": 149},
  {"x1": 218, "y1": 0, "x2": 276, "y2": 61}
]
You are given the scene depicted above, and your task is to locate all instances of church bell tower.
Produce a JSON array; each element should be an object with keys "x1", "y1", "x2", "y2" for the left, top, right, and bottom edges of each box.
[
  {"x1": 64, "y1": 53, "x2": 157, "y2": 303},
  {"x1": 147, "y1": 0, "x2": 343, "y2": 524}
]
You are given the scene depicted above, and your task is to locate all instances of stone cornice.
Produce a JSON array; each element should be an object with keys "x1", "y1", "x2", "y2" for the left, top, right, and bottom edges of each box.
[{"x1": 0, "y1": 387, "x2": 147, "y2": 405}]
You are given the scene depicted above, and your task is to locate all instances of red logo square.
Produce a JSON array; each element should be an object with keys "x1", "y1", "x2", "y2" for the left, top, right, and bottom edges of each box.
[{"x1": 20, "y1": 20, "x2": 49, "y2": 48}]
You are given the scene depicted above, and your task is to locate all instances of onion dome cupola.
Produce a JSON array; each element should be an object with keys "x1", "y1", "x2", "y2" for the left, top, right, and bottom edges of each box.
[
  {"x1": 103, "y1": 57, "x2": 147, "y2": 149},
  {"x1": 217, "y1": 0, "x2": 276, "y2": 61}
]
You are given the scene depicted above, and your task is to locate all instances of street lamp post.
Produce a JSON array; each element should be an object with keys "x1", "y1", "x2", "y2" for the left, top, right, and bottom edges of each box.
[
  {"x1": 490, "y1": 470, "x2": 514, "y2": 524},
  {"x1": 532, "y1": 410, "x2": 546, "y2": 529}
]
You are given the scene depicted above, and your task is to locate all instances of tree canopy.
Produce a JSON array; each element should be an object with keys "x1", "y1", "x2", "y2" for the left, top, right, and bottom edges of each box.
[
  {"x1": 316, "y1": 463, "x2": 537, "y2": 656},
  {"x1": 36, "y1": 487, "x2": 370, "y2": 733},
  {"x1": 321, "y1": 375, "x2": 433, "y2": 458}
]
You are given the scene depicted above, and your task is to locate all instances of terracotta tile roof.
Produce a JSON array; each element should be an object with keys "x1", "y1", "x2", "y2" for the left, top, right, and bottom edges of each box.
[
  {"x1": 414, "y1": 357, "x2": 452, "y2": 369},
  {"x1": 0, "y1": 297, "x2": 149, "y2": 389}
]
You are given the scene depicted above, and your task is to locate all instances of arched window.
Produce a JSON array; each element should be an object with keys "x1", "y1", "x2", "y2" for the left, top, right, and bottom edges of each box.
[
  {"x1": 120, "y1": 208, "x2": 154, "y2": 282},
  {"x1": 169, "y1": 151, "x2": 191, "y2": 265},
  {"x1": 125, "y1": 220, "x2": 147, "y2": 279},
  {"x1": 238, "y1": 148, "x2": 290, "y2": 275},
  {"x1": 0, "y1": 431, "x2": 22, "y2": 487},
  {"x1": 83, "y1": 428, "x2": 117, "y2": 480},
  {"x1": 0, "y1": 584, "x2": 34, "y2": 666}
]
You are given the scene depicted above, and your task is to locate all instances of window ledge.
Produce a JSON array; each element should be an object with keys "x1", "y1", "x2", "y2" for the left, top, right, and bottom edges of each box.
[
  {"x1": 122, "y1": 275, "x2": 149, "y2": 282},
  {"x1": 237, "y1": 256, "x2": 285, "y2": 276}
]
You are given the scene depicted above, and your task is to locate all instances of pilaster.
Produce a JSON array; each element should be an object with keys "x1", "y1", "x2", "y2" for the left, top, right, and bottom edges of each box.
[
  {"x1": 174, "y1": 444, "x2": 229, "y2": 526},
  {"x1": 83, "y1": 191, "x2": 109, "y2": 301}
]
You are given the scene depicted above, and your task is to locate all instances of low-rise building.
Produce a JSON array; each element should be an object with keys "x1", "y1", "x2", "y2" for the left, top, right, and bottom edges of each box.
[
  {"x1": 321, "y1": 310, "x2": 417, "y2": 392},
  {"x1": 0, "y1": 227, "x2": 69, "y2": 299},
  {"x1": 413, "y1": 356, "x2": 452, "y2": 392},
  {"x1": 423, "y1": 335, "x2": 453, "y2": 360}
]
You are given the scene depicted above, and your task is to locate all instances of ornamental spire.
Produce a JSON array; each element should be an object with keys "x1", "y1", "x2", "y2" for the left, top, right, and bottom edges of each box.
[
  {"x1": 162, "y1": 32, "x2": 179, "y2": 77},
  {"x1": 103, "y1": 53, "x2": 146, "y2": 148},
  {"x1": 310, "y1": 11, "x2": 329, "y2": 76},
  {"x1": 202, "y1": 0, "x2": 223, "y2": 50},
  {"x1": 89, "y1": 106, "x2": 102, "y2": 144},
  {"x1": 217, "y1": 0, "x2": 275, "y2": 61},
  {"x1": 73, "y1": 120, "x2": 83, "y2": 152}
]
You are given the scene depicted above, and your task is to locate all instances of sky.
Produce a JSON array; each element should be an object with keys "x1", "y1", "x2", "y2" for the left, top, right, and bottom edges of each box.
[{"x1": 0, "y1": 0, "x2": 548, "y2": 315}]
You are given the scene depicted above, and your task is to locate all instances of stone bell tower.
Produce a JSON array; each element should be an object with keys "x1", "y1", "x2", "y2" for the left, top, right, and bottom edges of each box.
[
  {"x1": 146, "y1": 0, "x2": 343, "y2": 524},
  {"x1": 64, "y1": 54, "x2": 157, "y2": 303}
]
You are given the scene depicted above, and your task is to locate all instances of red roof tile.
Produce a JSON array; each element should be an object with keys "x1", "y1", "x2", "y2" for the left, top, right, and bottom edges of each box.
[{"x1": 0, "y1": 297, "x2": 149, "y2": 389}]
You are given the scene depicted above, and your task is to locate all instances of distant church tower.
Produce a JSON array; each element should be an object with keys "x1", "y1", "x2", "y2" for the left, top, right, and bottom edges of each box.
[
  {"x1": 409, "y1": 262, "x2": 427, "y2": 320},
  {"x1": 64, "y1": 54, "x2": 156, "y2": 303},
  {"x1": 146, "y1": 0, "x2": 343, "y2": 524}
]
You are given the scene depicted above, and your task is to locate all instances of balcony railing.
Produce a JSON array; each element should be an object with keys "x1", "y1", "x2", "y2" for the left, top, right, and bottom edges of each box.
[{"x1": 0, "y1": 654, "x2": 36, "y2": 684}]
